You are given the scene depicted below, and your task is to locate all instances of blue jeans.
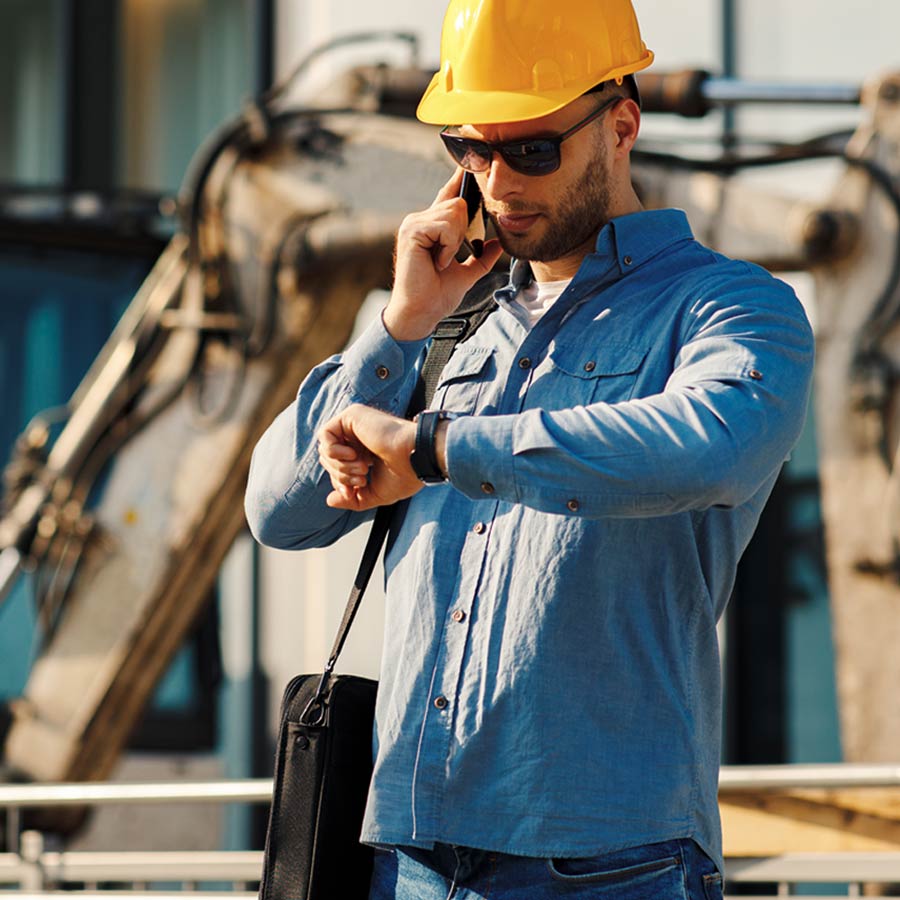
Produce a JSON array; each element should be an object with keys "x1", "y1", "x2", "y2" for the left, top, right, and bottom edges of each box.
[{"x1": 367, "y1": 838, "x2": 724, "y2": 899}]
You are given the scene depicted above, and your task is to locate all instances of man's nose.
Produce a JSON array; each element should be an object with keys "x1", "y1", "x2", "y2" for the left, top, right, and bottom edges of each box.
[{"x1": 482, "y1": 155, "x2": 525, "y2": 201}]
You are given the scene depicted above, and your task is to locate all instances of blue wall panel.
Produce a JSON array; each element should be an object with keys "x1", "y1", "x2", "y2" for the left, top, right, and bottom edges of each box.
[{"x1": 0, "y1": 248, "x2": 152, "y2": 697}]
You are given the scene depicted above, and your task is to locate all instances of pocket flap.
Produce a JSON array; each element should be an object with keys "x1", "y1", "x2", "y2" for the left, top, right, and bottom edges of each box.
[
  {"x1": 550, "y1": 337, "x2": 648, "y2": 379},
  {"x1": 436, "y1": 345, "x2": 493, "y2": 386}
]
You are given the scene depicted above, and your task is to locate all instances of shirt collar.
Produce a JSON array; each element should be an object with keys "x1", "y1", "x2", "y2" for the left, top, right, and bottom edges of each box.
[
  {"x1": 601, "y1": 208, "x2": 694, "y2": 276},
  {"x1": 494, "y1": 208, "x2": 694, "y2": 314},
  {"x1": 494, "y1": 258, "x2": 541, "y2": 329}
]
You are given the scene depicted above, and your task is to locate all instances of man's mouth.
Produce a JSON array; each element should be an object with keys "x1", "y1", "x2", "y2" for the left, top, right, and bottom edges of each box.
[{"x1": 495, "y1": 212, "x2": 541, "y2": 233}]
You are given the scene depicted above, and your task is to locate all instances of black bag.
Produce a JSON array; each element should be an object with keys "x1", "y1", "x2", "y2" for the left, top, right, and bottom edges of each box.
[
  {"x1": 258, "y1": 275, "x2": 502, "y2": 900},
  {"x1": 260, "y1": 672, "x2": 379, "y2": 900}
]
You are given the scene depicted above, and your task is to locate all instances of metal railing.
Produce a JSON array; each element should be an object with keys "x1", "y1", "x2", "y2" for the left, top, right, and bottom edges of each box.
[
  {"x1": 0, "y1": 765, "x2": 899, "y2": 895},
  {"x1": 0, "y1": 829, "x2": 261, "y2": 892},
  {"x1": 719, "y1": 763, "x2": 900, "y2": 791},
  {"x1": 727, "y1": 853, "x2": 900, "y2": 898},
  {"x1": 0, "y1": 779, "x2": 273, "y2": 854},
  {"x1": 0, "y1": 780, "x2": 271, "y2": 894}
]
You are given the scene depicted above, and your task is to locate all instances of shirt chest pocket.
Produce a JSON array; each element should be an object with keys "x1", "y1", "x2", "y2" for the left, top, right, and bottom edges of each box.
[
  {"x1": 542, "y1": 336, "x2": 649, "y2": 406},
  {"x1": 432, "y1": 345, "x2": 493, "y2": 413}
]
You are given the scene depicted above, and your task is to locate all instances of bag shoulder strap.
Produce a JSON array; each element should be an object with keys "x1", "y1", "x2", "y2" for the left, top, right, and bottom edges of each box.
[
  {"x1": 316, "y1": 271, "x2": 505, "y2": 686},
  {"x1": 409, "y1": 270, "x2": 505, "y2": 414}
]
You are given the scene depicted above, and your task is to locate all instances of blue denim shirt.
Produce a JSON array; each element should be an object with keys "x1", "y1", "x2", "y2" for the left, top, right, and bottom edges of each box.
[{"x1": 245, "y1": 209, "x2": 814, "y2": 873}]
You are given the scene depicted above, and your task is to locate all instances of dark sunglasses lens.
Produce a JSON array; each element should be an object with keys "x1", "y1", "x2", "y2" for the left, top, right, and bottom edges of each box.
[
  {"x1": 441, "y1": 135, "x2": 492, "y2": 172},
  {"x1": 500, "y1": 140, "x2": 560, "y2": 175}
]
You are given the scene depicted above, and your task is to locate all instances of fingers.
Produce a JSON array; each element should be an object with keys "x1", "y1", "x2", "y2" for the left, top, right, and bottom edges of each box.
[
  {"x1": 434, "y1": 167, "x2": 466, "y2": 204},
  {"x1": 317, "y1": 430, "x2": 370, "y2": 471},
  {"x1": 321, "y1": 451, "x2": 368, "y2": 501},
  {"x1": 326, "y1": 487, "x2": 378, "y2": 512},
  {"x1": 318, "y1": 406, "x2": 420, "y2": 511},
  {"x1": 323, "y1": 458, "x2": 369, "y2": 486},
  {"x1": 432, "y1": 214, "x2": 467, "y2": 271},
  {"x1": 325, "y1": 441, "x2": 358, "y2": 461},
  {"x1": 318, "y1": 442, "x2": 370, "y2": 488},
  {"x1": 441, "y1": 238, "x2": 504, "y2": 298},
  {"x1": 401, "y1": 169, "x2": 470, "y2": 270},
  {"x1": 403, "y1": 199, "x2": 469, "y2": 271},
  {"x1": 460, "y1": 237, "x2": 503, "y2": 274},
  {"x1": 317, "y1": 415, "x2": 371, "y2": 493}
]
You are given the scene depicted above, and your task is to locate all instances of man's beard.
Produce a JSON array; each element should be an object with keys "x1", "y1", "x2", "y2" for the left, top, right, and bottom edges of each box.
[{"x1": 488, "y1": 143, "x2": 613, "y2": 263}]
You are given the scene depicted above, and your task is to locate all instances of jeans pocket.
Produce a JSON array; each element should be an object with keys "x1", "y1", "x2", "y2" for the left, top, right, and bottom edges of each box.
[
  {"x1": 702, "y1": 872, "x2": 723, "y2": 900},
  {"x1": 547, "y1": 853, "x2": 681, "y2": 887}
]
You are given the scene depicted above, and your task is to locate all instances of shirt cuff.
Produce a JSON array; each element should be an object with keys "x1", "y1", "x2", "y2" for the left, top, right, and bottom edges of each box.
[
  {"x1": 445, "y1": 413, "x2": 518, "y2": 501},
  {"x1": 340, "y1": 312, "x2": 428, "y2": 406}
]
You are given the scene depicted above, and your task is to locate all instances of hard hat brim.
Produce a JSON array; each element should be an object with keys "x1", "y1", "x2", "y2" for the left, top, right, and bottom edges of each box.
[{"x1": 416, "y1": 52, "x2": 654, "y2": 126}]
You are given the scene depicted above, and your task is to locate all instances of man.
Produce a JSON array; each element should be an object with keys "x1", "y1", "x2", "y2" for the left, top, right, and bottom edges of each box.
[{"x1": 245, "y1": 0, "x2": 814, "y2": 897}]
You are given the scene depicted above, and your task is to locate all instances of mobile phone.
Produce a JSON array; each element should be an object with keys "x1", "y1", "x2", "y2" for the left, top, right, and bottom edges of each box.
[{"x1": 460, "y1": 172, "x2": 485, "y2": 259}]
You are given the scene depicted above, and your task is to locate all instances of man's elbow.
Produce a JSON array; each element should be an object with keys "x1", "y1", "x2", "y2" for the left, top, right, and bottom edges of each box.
[
  {"x1": 244, "y1": 490, "x2": 295, "y2": 550},
  {"x1": 678, "y1": 433, "x2": 787, "y2": 512}
]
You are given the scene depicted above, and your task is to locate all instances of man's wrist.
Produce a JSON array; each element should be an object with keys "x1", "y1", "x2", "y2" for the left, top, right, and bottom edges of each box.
[
  {"x1": 434, "y1": 420, "x2": 450, "y2": 479},
  {"x1": 382, "y1": 305, "x2": 439, "y2": 342}
]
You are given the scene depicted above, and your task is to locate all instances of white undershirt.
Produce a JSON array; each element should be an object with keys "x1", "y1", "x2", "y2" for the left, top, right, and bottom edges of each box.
[{"x1": 515, "y1": 278, "x2": 573, "y2": 328}]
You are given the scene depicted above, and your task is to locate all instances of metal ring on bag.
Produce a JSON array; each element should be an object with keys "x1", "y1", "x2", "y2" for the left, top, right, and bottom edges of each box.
[
  {"x1": 299, "y1": 670, "x2": 331, "y2": 726},
  {"x1": 299, "y1": 696, "x2": 328, "y2": 727}
]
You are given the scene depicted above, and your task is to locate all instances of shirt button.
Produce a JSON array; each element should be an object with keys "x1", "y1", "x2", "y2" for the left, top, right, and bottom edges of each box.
[
  {"x1": 749, "y1": 369, "x2": 763, "y2": 381},
  {"x1": 473, "y1": 521, "x2": 486, "y2": 534},
  {"x1": 481, "y1": 482, "x2": 495, "y2": 495},
  {"x1": 567, "y1": 498, "x2": 580, "y2": 512},
  {"x1": 623, "y1": 255, "x2": 633, "y2": 266},
  {"x1": 434, "y1": 695, "x2": 449, "y2": 710},
  {"x1": 518, "y1": 357, "x2": 532, "y2": 370},
  {"x1": 452, "y1": 609, "x2": 467, "y2": 623},
  {"x1": 375, "y1": 365, "x2": 390, "y2": 380},
  {"x1": 584, "y1": 361, "x2": 596, "y2": 373}
]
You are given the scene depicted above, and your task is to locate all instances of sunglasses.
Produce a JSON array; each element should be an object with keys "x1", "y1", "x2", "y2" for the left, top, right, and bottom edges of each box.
[{"x1": 440, "y1": 95, "x2": 620, "y2": 177}]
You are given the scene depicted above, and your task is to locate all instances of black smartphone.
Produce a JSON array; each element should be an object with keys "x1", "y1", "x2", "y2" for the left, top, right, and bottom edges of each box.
[{"x1": 459, "y1": 171, "x2": 485, "y2": 259}]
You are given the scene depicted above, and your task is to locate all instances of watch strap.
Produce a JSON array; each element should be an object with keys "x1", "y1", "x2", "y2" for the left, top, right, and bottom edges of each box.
[{"x1": 410, "y1": 410, "x2": 447, "y2": 483}]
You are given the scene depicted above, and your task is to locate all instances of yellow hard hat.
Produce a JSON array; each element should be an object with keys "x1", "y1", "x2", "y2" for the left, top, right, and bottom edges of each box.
[{"x1": 417, "y1": 0, "x2": 654, "y2": 125}]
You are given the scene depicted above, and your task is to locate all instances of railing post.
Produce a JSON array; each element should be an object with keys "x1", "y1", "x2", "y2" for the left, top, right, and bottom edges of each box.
[
  {"x1": 19, "y1": 829, "x2": 45, "y2": 892},
  {"x1": 5, "y1": 806, "x2": 20, "y2": 853}
]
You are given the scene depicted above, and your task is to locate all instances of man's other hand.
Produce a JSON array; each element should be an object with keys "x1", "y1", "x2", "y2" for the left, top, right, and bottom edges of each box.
[{"x1": 318, "y1": 405, "x2": 423, "y2": 511}]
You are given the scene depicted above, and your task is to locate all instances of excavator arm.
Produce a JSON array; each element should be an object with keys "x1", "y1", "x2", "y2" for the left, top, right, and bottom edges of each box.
[{"x1": 0, "y1": 91, "x2": 453, "y2": 787}]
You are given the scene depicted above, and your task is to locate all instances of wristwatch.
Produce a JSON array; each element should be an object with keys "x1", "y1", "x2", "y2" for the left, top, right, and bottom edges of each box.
[{"x1": 410, "y1": 410, "x2": 460, "y2": 484}]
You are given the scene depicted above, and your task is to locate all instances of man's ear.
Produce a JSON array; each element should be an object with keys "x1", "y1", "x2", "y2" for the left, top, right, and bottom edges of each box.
[{"x1": 612, "y1": 98, "x2": 641, "y2": 156}]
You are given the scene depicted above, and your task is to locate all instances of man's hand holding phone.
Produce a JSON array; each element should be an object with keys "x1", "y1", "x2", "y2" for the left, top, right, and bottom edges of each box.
[{"x1": 382, "y1": 168, "x2": 501, "y2": 342}]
